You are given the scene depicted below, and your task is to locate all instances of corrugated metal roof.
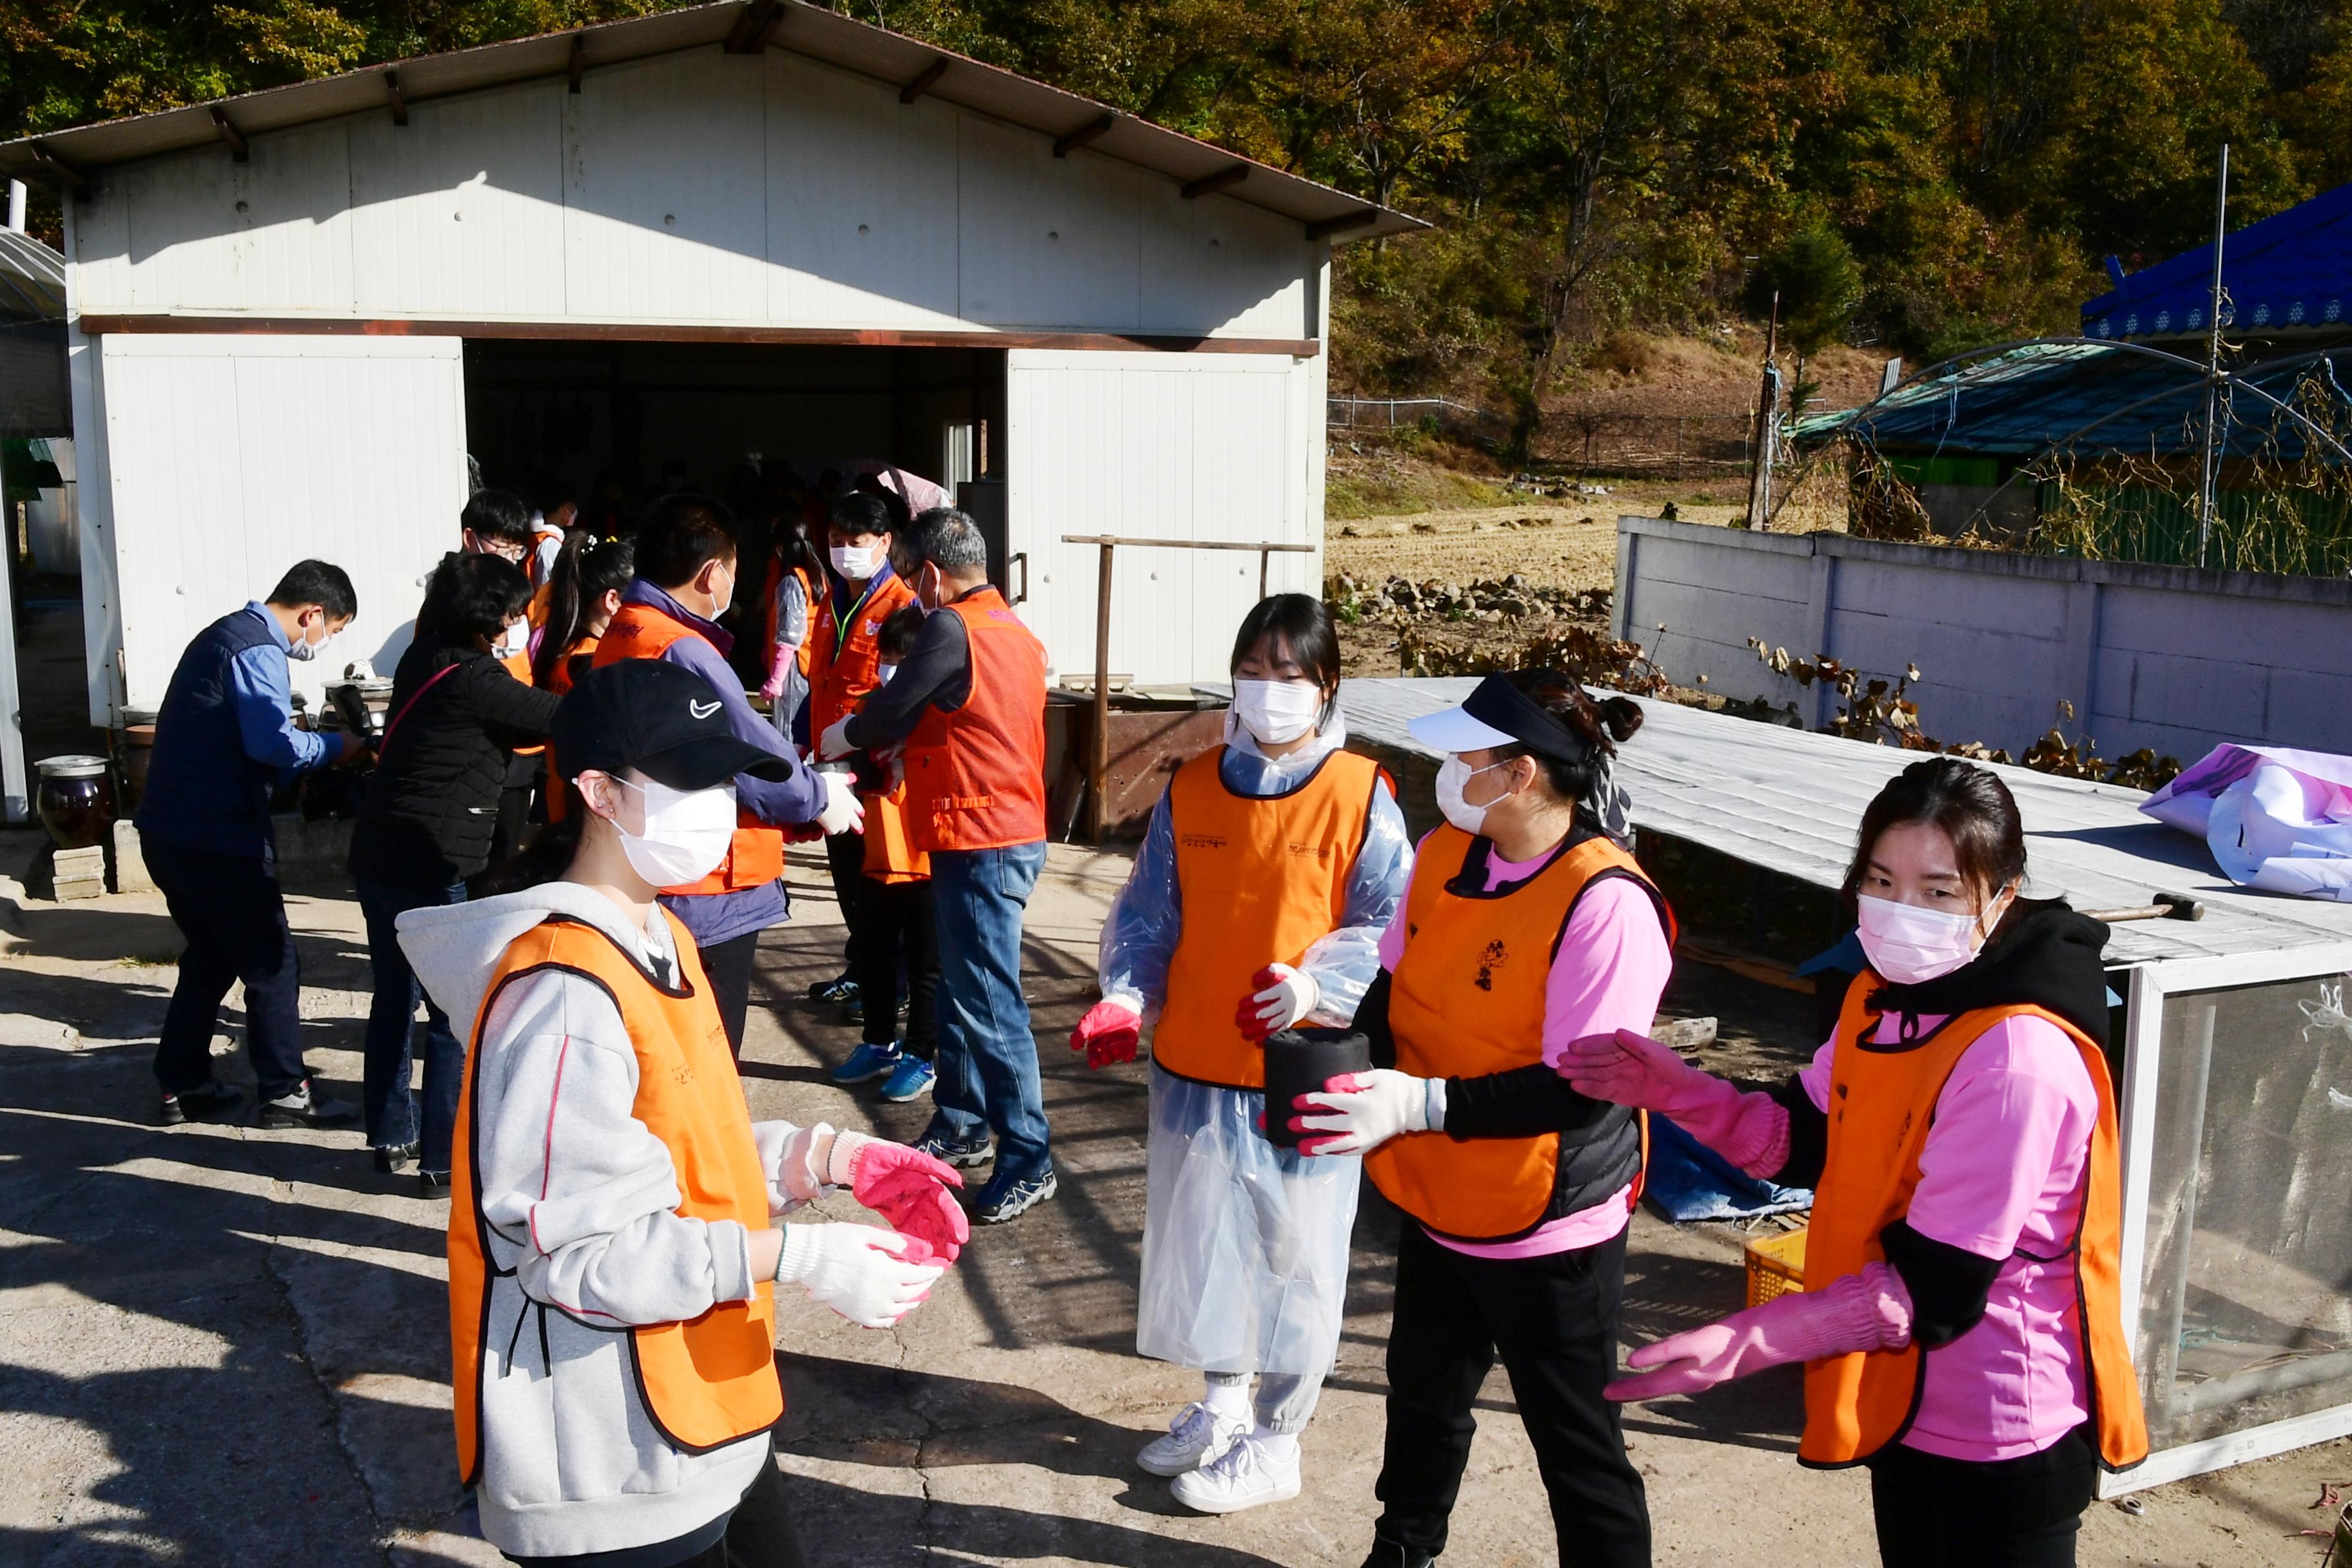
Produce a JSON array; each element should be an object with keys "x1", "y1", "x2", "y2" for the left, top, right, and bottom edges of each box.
[
  {"x1": 2084, "y1": 180, "x2": 2352, "y2": 341},
  {"x1": 1790, "y1": 340, "x2": 2352, "y2": 462},
  {"x1": 0, "y1": 230, "x2": 66, "y2": 323},
  {"x1": 0, "y1": 0, "x2": 1420, "y2": 242},
  {"x1": 1337, "y1": 676, "x2": 2352, "y2": 968}
]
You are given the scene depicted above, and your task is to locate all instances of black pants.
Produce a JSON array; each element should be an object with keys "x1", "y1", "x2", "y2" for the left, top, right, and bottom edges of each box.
[
  {"x1": 146, "y1": 839, "x2": 310, "y2": 1102},
  {"x1": 1374, "y1": 1222, "x2": 1649, "y2": 1566},
  {"x1": 506, "y1": 1445, "x2": 805, "y2": 1567},
  {"x1": 701, "y1": 931, "x2": 760, "y2": 1060},
  {"x1": 1868, "y1": 1424, "x2": 2096, "y2": 1568},
  {"x1": 852, "y1": 876, "x2": 937, "y2": 1058},
  {"x1": 824, "y1": 830, "x2": 864, "y2": 974}
]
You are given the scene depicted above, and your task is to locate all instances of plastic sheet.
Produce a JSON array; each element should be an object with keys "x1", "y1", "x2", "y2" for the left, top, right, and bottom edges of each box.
[
  {"x1": 1136, "y1": 1068, "x2": 1360, "y2": 1376},
  {"x1": 2141, "y1": 745, "x2": 2352, "y2": 902}
]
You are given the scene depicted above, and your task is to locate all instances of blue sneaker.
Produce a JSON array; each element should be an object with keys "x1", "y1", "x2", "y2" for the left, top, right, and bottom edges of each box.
[
  {"x1": 831, "y1": 1042, "x2": 902, "y2": 1086},
  {"x1": 968, "y1": 1165, "x2": 1057, "y2": 1226},
  {"x1": 912, "y1": 1127, "x2": 995, "y2": 1169},
  {"x1": 879, "y1": 1054, "x2": 936, "y2": 1102}
]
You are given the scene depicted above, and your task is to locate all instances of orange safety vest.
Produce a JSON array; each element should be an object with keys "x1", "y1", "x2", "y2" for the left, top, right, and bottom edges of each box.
[
  {"x1": 539, "y1": 635, "x2": 600, "y2": 825},
  {"x1": 593, "y1": 602, "x2": 785, "y2": 895},
  {"x1": 1799, "y1": 972, "x2": 2148, "y2": 1471},
  {"x1": 903, "y1": 587, "x2": 1048, "y2": 853},
  {"x1": 496, "y1": 647, "x2": 547, "y2": 758},
  {"x1": 860, "y1": 778, "x2": 931, "y2": 883},
  {"x1": 447, "y1": 911, "x2": 783, "y2": 1483},
  {"x1": 808, "y1": 572, "x2": 916, "y2": 743},
  {"x1": 1366, "y1": 823, "x2": 1671, "y2": 1241},
  {"x1": 1155, "y1": 747, "x2": 1385, "y2": 1090}
]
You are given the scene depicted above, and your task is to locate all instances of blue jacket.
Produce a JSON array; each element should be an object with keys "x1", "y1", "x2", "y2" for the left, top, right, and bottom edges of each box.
[
  {"x1": 135, "y1": 603, "x2": 331, "y2": 863},
  {"x1": 620, "y1": 580, "x2": 827, "y2": 948}
]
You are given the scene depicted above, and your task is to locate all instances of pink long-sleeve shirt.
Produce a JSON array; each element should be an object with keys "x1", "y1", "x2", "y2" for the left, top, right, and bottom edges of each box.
[
  {"x1": 1797, "y1": 1012, "x2": 2099, "y2": 1460},
  {"x1": 1378, "y1": 843, "x2": 1673, "y2": 1259}
]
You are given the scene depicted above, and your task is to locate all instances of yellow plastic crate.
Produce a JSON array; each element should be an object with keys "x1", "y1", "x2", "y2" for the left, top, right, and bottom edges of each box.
[{"x1": 1744, "y1": 1226, "x2": 1807, "y2": 1308}]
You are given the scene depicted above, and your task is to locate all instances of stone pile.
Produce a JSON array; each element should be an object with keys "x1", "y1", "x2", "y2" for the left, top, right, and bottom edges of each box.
[{"x1": 1329, "y1": 572, "x2": 1612, "y2": 626}]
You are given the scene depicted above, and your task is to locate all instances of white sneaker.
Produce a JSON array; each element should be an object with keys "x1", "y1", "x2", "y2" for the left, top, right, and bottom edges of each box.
[
  {"x1": 1136, "y1": 1401, "x2": 1247, "y2": 1477},
  {"x1": 1170, "y1": 1434, "x2": 1302, "y2": 1514}
]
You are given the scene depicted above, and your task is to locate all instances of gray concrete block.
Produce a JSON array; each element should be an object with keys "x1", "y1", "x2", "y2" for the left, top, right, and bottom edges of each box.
[{"x1": 109, "y1": 819, "x2": 154, "y2": 895}]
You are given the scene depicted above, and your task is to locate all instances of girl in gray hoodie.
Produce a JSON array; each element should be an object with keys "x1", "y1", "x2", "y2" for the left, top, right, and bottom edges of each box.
[{"x1": 404, "y1": 658, "x2": 970, "y2": 1565}]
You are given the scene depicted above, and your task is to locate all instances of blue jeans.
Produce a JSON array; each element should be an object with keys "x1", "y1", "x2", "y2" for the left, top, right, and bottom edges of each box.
[
  {"x1": 926, "y1": 841, "x2": 1051, "y2": 1177},
  {"x1": 357, "y1": 877, "x2": 467, "y2": 1173}
]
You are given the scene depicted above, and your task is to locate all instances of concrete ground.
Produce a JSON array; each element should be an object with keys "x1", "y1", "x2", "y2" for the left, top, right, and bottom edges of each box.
[{"x1": 1, "y1": 829, "x2": 2344, "y2": 1567}]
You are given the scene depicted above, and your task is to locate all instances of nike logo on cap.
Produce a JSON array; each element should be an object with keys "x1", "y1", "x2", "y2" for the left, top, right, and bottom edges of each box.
[{"x1": 689, "y1": 699, "x2": 721, "y2": 720}]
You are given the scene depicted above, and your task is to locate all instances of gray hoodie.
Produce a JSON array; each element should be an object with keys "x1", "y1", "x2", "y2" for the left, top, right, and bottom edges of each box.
[{"x1": 401, "y1": 883, "x2": 841, "y2": 1560}]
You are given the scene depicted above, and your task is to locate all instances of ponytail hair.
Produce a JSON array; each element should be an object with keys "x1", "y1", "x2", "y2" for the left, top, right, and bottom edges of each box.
[{"x1": 533, "y1": 533, "x2": 635, "y2": 687}]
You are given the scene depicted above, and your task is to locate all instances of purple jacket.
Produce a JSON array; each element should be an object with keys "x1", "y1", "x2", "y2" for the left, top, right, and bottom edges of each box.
[{"x1": 622, "y1": 580, "x2": 826, "y2": 948}]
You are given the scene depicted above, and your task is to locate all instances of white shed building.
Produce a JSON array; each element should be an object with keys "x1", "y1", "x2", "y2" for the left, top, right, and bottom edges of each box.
[{"x1": 0, "y1": 0, "x2": 1416, "y2": 731}]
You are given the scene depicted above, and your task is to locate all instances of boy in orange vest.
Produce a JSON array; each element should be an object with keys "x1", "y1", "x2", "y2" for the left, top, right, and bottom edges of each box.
[{"x1": 829, "y1": 603, "x2": 941, "y2": 1102}]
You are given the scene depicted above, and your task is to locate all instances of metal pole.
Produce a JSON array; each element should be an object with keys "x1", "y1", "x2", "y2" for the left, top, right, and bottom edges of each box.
[
  {"x1": 1746, "y1": 293, "x2": 1780, "y2": 529},
  {"x1": 1259, "y1": 547, "x2": 1269, "y2": 600},
  {"x1": 2197, "y1": 143, "x2": 2230, "y2": 568},
  {"x1": 5, "y1": 180, "x2": 25, "y2": 233},
  {"x1": 1087, "y1": 540, "x2": 1114, "y2": 841}
]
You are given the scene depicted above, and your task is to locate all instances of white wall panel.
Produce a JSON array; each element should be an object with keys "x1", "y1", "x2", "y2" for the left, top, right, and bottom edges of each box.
[
  {"x1": 765, "y1": 54, "x2": 961, "y2": 328},
  {"x1": 564, "y1": 52, "x2": 770, "y2": 322},
  {"x1": 1139, "y1": 182, "x2": 1308, "y2": 339},
  {"x1": 351, "y1": 80, "x2": 568, "y2": 318},
  {"x1": 68, "y1": 46, "x2": 1316, "y2": 338},
  {"x1": 958, "y1": 122, "x2": 1142, "y2": 331},
  {"x1": 95, "y1": 335, "x2": 466, "y2": 719},
  {"x1": 1006, "y1": 349, "x2": 1316, "y2": 684},
  {"x1": 118, "y1": 121, "x2": 357, "y2": 314}
]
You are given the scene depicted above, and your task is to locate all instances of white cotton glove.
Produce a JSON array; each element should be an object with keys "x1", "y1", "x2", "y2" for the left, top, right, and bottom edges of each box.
[
  {"x1": 1290, "y1": 1068, "x2": 1445, "y2": 1157},
  {"x1": 774, "y1": 1223, "x2": 945, "y2": 1328},
  {"x1": 814, "y1": 769, "x2": 865, "y2": 836},
  {"x1": 818, "y1": 715, "x2": 856, "y2": 761},
  {"x1": 1237, "y1": 961, "x2": 1319, "y2": 1041}
]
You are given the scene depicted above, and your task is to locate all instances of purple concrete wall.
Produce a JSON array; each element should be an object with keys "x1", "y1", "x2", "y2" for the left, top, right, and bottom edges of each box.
[{"x1": 1612, "y1": 516, "x2": 2352, "y2": 761}]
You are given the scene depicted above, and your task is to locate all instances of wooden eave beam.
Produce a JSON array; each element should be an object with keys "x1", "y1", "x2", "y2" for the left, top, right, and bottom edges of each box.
[
  {"x1": 1054, "y1": 113, "x2": 1117, "y2": 158},
  {"x1": 1181, "y1": 163, "x2": 1249, "y2": 200},
  {"x1": 30, "y1": 141, "x2": 87, "y2": 190},
  {"x1": 385, "y1": 70, "x2": 409, "y2": 127},
  {"x1": 899, "y1": 57, "x2": 948, "y2": 104},
  {"x1": 568, "y1": 34, "x2": 587, "y2": 93},
  {"x1": 210, "y1": 107, "x2": 250, "y2": 164},
  {"x1": 1304, "y1": 207, "x2": 1377, "y2": 241},
  {"x1": 725, "y1": 0, "x2": 781, "y2": 54}
]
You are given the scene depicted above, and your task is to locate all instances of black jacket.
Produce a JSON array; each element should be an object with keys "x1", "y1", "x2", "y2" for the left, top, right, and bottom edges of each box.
[{"x1": 347, "y1": 638, "x2": 562, "y2": 888}]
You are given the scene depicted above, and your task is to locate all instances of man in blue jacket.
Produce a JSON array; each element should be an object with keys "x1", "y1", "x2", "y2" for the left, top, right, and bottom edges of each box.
[{"x1": 136, "y1": 560, "x2": 367, "y2": 1128}]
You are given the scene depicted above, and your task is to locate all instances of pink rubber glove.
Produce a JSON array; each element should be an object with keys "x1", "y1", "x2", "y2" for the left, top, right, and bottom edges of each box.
[
  {"x1": 759, "y1": 669, "x2": 787, "y2": 703},
  {"x1": 1560, "y1": 1028, "x2": 1790, "y2": 1177},
  {"x1": 829, "y1": 1133, "x2": 969, "y2": 1264},
  {"x1": 1070, "y1": 1001, "x2": 1142, "y2": 1069},
  {"x1": 1235, "y1": 963, "x2": 1318, "y2": 1041},
  {"x1": 1606, "y1": 1262, "x2": 1914, "y2": 1402}
]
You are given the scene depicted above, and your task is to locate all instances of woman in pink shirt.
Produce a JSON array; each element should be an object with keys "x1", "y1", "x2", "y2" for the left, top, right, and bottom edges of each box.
[
  {"x1": 1291, "y1": 671, "x2": 1671, "y2": 1568},
  {"x1": 1565, "y1": 758, "x2": 2146, "y2": 1568}
]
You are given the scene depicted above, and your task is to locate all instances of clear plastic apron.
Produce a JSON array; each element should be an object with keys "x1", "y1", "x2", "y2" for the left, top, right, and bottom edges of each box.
[{"x1": 1135, "y1": 1064, "x2": 1361, "y2": 1377}]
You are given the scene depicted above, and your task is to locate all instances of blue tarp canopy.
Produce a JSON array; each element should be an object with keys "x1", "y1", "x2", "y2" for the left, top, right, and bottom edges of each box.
[
  {"x1": 1790, "y1": 340, "x2": 2351, "y2": 462},
  {"x1": 2084, "y1": 181, "x2": 2352, "y2": 341}
]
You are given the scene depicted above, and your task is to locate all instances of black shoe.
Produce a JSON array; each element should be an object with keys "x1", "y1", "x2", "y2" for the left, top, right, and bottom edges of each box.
[
  {"x1": 373, "y1": 1142, "x2": 419, "y2": 1173},
  {"x1": 911, "y1": 1128, "x2": 995, "y2": 1170},
  {"x1": 418, "y1": 1170, "x2": 450, "y2": 1197},
  {"x1": 968, "y1": 1166, "x2": 1057, "y2": 1226},
  {"x1": 257, "y1": 1078, "x2": 360, "y2": 1130},
  {"x1": 160, "y1": 1079, "x2": 243, "y2": 1126},
  {"x1": 807, "y1": 974, "x2": 859, "y2": 1005},
  {"x1": 1358, "y1": 1540, "x2": 1435, "y2": 1568}
]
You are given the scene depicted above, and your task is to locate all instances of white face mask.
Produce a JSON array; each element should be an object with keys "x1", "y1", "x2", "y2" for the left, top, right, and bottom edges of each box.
[
  {"x1": 492, "y1": 619, "x2": 529, "y2": 660},
  {"x1": 1231, "y1": 679, "x2": 1323, "y2": 746},
  {"x1": 609, "y1": 776, "x2": 738, "y2": 887},
  {"x1": 1434, "y1": 756, "x2": 1513, "y2": 837},
  {"x1": 1855, "y1": 892, "x2": 2006, "y2": 985},
  {"x1": 830, "y1": 542, "x2": 882, "y2": 580},
  {"x1": 287, "y1": 618, "x2": 329, "y2": 663},
  {"x1": 876, "y1": 662, "x2": 897, "y2": 685}
]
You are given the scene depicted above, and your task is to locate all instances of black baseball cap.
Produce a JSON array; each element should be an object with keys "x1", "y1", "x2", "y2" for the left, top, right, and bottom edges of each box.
[
  {"x1": 1407, "y1": 672, "x2": 1596, "y2": 764},
  {"x1": 553, "y1": 660, "x2": 792, "y2": 790}
]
